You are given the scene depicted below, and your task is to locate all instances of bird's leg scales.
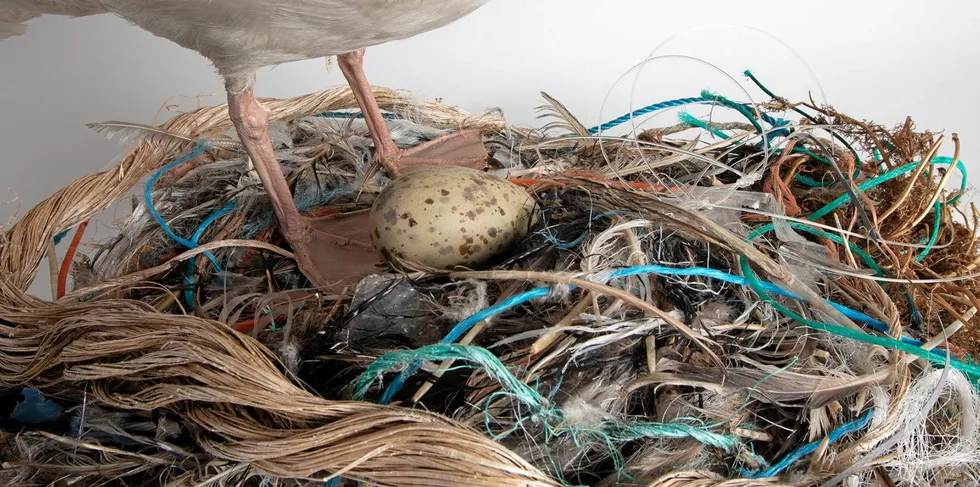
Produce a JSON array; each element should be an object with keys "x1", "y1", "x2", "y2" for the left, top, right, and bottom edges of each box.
[
  {"x1": 337, "y1": 49, "x2": 488, "y2": 179},
  {"x1": 226, "y1": 86, "x2": 305, "y2": 241},
  {"x1": 226, "y1": 84, "x2": 381, "y2": 292}
]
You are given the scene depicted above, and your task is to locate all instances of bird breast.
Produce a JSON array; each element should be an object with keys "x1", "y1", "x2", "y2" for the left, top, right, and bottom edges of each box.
[{"x1": 99, "y1": 0, "x2": 490, "y2": 78}]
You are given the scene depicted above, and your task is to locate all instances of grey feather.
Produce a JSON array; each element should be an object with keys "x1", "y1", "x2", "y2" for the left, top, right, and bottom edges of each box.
[
  {"x1": 629, "y1": 359, "x2": 893, "y2": 408},
  {"x1": 86, "y1": 121, "x2": 243, "y2": 150}
]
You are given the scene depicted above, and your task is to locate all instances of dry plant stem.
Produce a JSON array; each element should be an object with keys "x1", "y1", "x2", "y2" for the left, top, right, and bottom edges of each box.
[
  {"x1": 914, "y1": 306, "x2": 977, "y2": 355},
  {"x1": 450, "y1": 270, "x2": 724, "y2": 368},
  {"x1": 943, "y1": 286, "x2": 980, "y2": 311},
  {"x1": 529, "y1": 293, "x2": 592, "y2": 355},
  {"x1": 645, "y1": 335, "x2": 657, "y2": 373},
  {"x1": 901, "y1": 134, "x2": 962, "y2": 234},
  {"x1": 768, "y1": 140, "x2": 801, "y2": 216},
  {"x1": 917, "y1": 290, "x2": 971, "y2": 334},
  {"x1": 782, "y1": 155, "x2": 809, "y2": 187},
  {"x1": 834, "y1": 213, "x2": 860, "y2": 272},
  {"x1": 526, "y1": 335, "x2": 576, "y2": 380},
  {"x1": 45, "y1": 241, "x2": 58, "y2": 300},
  {"x1": 877, "y1": 136, "x2": 944, "y2": 222}
]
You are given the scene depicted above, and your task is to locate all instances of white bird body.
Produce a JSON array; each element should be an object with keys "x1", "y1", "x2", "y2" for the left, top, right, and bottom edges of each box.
[{"x1": 1, "y1": 0, "x2": 487, "y2": 81}]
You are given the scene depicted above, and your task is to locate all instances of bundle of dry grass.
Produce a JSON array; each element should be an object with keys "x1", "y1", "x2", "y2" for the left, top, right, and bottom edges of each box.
[{"x1": 2, "y1": 76, "x2": 980, "y2": 487}]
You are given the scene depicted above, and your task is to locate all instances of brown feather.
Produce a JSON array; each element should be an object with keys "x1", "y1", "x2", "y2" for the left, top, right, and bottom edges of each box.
[{"x1": 536, "y1": 92, "x2": 590, "y2": 137}]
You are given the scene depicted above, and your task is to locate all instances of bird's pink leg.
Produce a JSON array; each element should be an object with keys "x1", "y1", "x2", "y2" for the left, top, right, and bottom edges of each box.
[
  {"x1": 337, "y1": 49, "x2": 488, "y2": 178},
  {"x1": 226, "y1": 85, "x2": 382, "y2": 292},
  {"x1": 226, "y1": 87, "x2": 306, "y2": 241}
]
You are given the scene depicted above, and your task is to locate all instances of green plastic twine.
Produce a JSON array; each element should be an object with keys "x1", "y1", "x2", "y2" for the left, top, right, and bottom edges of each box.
[
  {"x1": 353, "y1": 343, "x2": 740, "y2": 454},
  {"x1": 353, "y1": 344, "x2": 552, "y2": 411},
  {"x1": 916, "y1": 202, "x2": 944, "y2": 262},
  {"x1": 739, "y1": 256, "x2": 980, "y2": 382},
  {"x1": 743, "y1": 69, "x2": 864, "y2": 168},
  {"x1": 679, "y1": 112, "x2": 732, "y2": 140},
  {"x1": 810, "y1": 156, "x2": 967, "y2": 222},
  {"x1": 747, "y1": 156, "x2": 967, "y2": 272},
  {"x1": 699, "y1": 90, "x2": 765, "y2": 135}
]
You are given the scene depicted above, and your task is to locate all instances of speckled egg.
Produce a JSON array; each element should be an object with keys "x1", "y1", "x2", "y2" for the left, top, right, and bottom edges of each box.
[{"x1": 369, "y1": 166, "x2": 538, "y2": 269}]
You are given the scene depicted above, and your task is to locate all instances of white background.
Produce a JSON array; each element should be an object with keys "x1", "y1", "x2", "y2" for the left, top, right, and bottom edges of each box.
[{"x1": 1, "y1": 0, "x2": 978, "y2": 297}]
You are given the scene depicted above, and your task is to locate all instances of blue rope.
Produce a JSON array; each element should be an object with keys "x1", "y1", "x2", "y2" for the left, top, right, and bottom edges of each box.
[
  {"x1": 588, "y1": 95, "x2": 792, "y2": 147},
  {"x1": 541, "y1": 210, "x2": 624, "y2": 249},
  {"x1": 588, "y1": 97, "x2": 708, "y2": 134},
  {"x1": 53, "y1": 230, "x2": 70, "y2": 246},
  {"x1": 369, "y1": 264, "x2": 936, "y2": 403},
  {"x1": 741, "y1": 409, "x2": 874, "y2": 478},
  {"x1": 377, "y1": 287, "x2": 552, "y2": 405},
  {"x1": 144, "y1": 140, "x2": 222, "y2": 269},
  {"x1": 756, "y1": 110, "x2": 792, "y2": 140},
  {"x1": 604, "y1": 265, "x2": 886, "y2": 332},
  {"x1": 183, "y1": 201, "x2": 236, "y2": 310}
]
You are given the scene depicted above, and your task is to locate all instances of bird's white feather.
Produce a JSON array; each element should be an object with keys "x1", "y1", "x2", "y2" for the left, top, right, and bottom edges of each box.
[{"x1": 3, "y1": 0, "x2": 489, "y2": 80}]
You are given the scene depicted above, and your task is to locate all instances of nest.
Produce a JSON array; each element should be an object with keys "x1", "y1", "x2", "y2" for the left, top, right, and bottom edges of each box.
[{"x1": 2, "y1": 78, "x2": 980, "y2": 487}]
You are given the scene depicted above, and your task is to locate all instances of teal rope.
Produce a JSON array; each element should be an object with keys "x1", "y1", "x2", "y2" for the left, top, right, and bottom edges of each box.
[
  {"x1": 353, "y1": 343, "x2": 739, "y2": 452},
  {"x1": 588, "y1": 97, "x2": 708, "y2": 134},
  {"x1": 743, "y1": 69, "x2": 863, "y2": 169},
  {"x1": 740, "y1": 409, "x2": 875, "y2": 478},
  {"x1": 748, "y1": 155, "x2": 967, "y2": 272},
  {"x1": 916, "y1": 202, "x2": 943, "y2": 262},
  {"x1": 739, "y1": 256, "x2": 980, "y2": 382},
  {"x1": 698, "y1": 90, "x2": 765, "y2": 135},
  {"x1": 809, "y1": 156, "x2": 967, "y2": 222}
]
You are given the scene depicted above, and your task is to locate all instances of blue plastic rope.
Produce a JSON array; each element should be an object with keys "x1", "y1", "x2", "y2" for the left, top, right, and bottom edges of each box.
[
  {"x1": 377, "y1": 287, "x2": 552, "y2": 405},
  {"x1": 588, "y1": 94, "x2": 792, "y2": 146},
  {"x1": 588, "y1": 97, "x2": 708, "y2": 134},
  {"x1": 53, "y1": 230, "x2": 70, "y2": 246},
  {"x1": 741, "y1": 409, "x2": 874, "y2": 478},
  {"x1": 144, "y1": 140, "x2": 223, "y2": 269},
  {"x1": 183, "y1": 201, "x2": 236, "y2": 310}
]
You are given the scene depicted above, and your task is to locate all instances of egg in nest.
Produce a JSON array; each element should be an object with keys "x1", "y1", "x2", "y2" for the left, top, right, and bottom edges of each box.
[{"x1": 369, "y1": 166, "x2": 538, "y2": 269}]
